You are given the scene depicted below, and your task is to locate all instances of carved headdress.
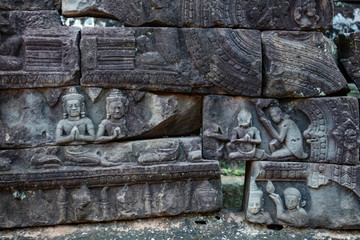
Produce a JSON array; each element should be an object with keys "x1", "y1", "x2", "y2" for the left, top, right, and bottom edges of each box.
[{"x1": 106, "y1": 89, "x2": 129, "y2": 119}]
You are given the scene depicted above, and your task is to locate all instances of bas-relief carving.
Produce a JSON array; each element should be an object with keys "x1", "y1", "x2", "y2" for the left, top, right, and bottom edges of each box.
[
  {"x1": 0, "y1": 88, "x2": 201, "y2": 149},
  {"x1": 246, "y1": 177, "x2": 273, "y2": 225},
  {"x1": 266, "y1": 181, "x2": 308, "y2": 227},
  {"x1": 0, "y1": 19, "x2": 80, "y2": 88},
  {"x1": 62, "y1": 0, "x2": 333, "y2": 30},
  {"x1": 80, "y1": 27, "x2": 262, "y2": 96},
  {"x1": 0, "y1": 177, "x2": 222, "y2": 228},
  {"x1": 96, "y1": 89, "x2": 129, "y2": 142},
  {"x1": 203, "y1": 95, "x2": 360, "y2": 165},
  {"x1": 246, "y1": 161, "x2": 360, "y2": 229},
  {"x1": 225, "y1": 109, "x2": 264, "y2": 160},
  {"x1": 262, "y1": 31, "x2": 348, "y2": 98}
]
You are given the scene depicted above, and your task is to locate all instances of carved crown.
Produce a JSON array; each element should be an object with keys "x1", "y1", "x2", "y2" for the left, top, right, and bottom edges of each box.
[{"x1": 62, "y1": 87, "x2": 85, "y2": 103}]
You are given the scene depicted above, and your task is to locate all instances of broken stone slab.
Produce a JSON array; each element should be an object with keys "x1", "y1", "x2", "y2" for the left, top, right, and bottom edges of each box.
[
  {"x1": 0, "y1": 0, "x2": 60, "y2": 11},
  {"x1": 244, "y1": 161, "x2": 360, "y2": 229},
  {"x1": 203, "y1": 95, "x2": 360, "y2": 165},
  {"x1": 0, "y1": 136, "x2": 203, "y2": 170},
  {"x1": 62, "y1": 0, "x2": 333, "y2": 30},
  {"x1": 80, "y1": 27, "x2": 262, "y2": 96},
  {"x1": 0, "y1": 159, "x2": 221, "y2": 228},
  {"x1": 262, "y1": 31, "x2": 348, "y2": 98},
  {"x1": 0, "y1": 87, "x2": 201, "y2": 149},
  {"x1": 0, "y1": 26, "x2": 80, "y2": 89},
  {"x1": 337, "y1": 32, "x2": 360, "y2": 89}
]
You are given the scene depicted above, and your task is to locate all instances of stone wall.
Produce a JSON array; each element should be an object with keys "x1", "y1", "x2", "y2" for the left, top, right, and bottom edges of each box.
[{"x1": 0, "y1": 0, "x2": 359, "y2": 230}]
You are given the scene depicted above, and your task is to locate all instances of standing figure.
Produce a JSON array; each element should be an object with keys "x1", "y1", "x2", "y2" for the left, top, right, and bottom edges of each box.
[
  {"x1": 96, "y1": 89, "x2": 129, "y2": 142},
  {"x1": 226, "y1": 109, "x2": 264, "y2": 160},
  {"x1": 268, "y1": 185, "x2": 308, "y2": 227},
  {"x1": 259, "y1": 106, "x2": 307, "y2": 159},
  {"x1": 56, "y1": 87, "x2": 95, "y2": 144}
]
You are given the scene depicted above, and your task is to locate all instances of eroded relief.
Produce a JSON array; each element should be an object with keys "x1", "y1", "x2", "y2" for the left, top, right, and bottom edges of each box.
[
  {"x1": 226, "y1": 109, "x2": 264, "y2": 160},
  {"x1": 203, "y1": 95, "x2": 359, "y2": 165},
  {"x1": 0, "y1": 23, "x2": 80, "y2": 89},
  {"x1": 267, "y1": 181, "x2": 308, "y2": 227},
  {"x1": 96, "y1": 89, "x2": 129, "y2": 142},
  {"x1": 62, "y1": 0, "x2": 333, "y2": 30},
  {"x1": 247, "y1": 177, "x2": 273, "y2": 225},
  {"x1": 262, "y1": 31, "x2": 347, "y2": 98},
  {"x1": 80, "y1": 27, "x2": 262, "y2": 96},
  {"x1": 257, "y1": 101, "x2": 307, "y2": 160},
  {"x1": 246, "y1": 161, "x2": 360, "y2": 229}
]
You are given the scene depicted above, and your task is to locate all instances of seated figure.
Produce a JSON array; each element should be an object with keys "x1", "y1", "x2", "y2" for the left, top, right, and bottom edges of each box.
[
  {"x1": 226, "y1": 109, "x2": 264, "y2": 160},
  {"x1": 96, "y1": 89, "x2": 129, "y2": 142},
  {"x1": 259, "y1": 106, "x2": 307, "y2": 159},
  {"x1": 56, "y1": 87, "x2": 95, "y2": 145}
]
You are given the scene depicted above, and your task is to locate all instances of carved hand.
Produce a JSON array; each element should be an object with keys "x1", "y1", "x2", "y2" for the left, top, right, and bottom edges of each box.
[
  {"x1": 70, "y1": 126, "x2": 79, "y2": 140},
  {"x1": 113, "y1": 127, "x2": 121, "y2": 138},
  {"x1": 269, "y1": 193, "x2": 281, "y2": 205}
]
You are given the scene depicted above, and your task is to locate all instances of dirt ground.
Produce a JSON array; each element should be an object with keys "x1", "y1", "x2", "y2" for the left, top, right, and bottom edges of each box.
[{"x1": 0, "y1": 209, "x2": 359, "y2": 240}]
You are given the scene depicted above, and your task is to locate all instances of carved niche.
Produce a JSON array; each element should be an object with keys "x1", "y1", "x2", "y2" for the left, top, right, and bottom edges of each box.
[
  {"x1": 80, "y1": 27, "x2": 262, "y2": 96},
  {"x1": 203, "y1": 95, "x2": 360, "y2": 165}
]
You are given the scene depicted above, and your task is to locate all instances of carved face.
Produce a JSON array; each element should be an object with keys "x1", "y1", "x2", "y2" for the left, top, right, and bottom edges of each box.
[
  {"x1": 270, "y1": 107, "x2": 282, "y2": 124},
  {"x1": 238, "y1": 110, "x2": 252, "y2": 128},
  {"x1": 66, "y1": 99, "x2": 81, "y2": 118},
  {"x1": 248, "y1": 195, "x2": 262, "y2": 214},
  {"x1": 285, "y1": 194, "x2": 300, "y2": 210},
  {"x1": 109, "y1": 101, "x2": 126, "y2": 119}
]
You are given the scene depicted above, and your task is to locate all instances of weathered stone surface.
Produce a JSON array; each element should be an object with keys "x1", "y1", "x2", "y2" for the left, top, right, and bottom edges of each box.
[
  {"x1": 244, "y1": 161, "x2": 360, "y2": 229},
  {"x1": 0, "y1": 26, "x2": 80, "y2": 89},
  {"x1": 0, "y1": 0, "x2": 60, "y2": 11},
  {"x1": 337, "y1": 32, "x2": 360, "y2": 88},
  {"x1": 326, "y1": 1, "x2": 360, "y2": 39},
  {"x1": 62, "y1": 0, "x2": 333, "y2": 30},
  {"x1": 0, "y1": 136, "x2": 221, "y2": 228},
  {"x1": 80, "y1": 27, "x2": 262, "y2": 96},
  {"x1": 0, "y1": 136, "x2": 203, "y2": 170},
  {"x1": 203, "y1": 95, "x2": 360, "y2": 165},
  {"x1": 0, "y1": 87, "x2": 201, "y2": 149},
  {"x1": 0, "y1": 162, "x2": 220, "y2": 228},
  {"x1": 262, "y1": 31, "x2": 348, "y2": 98}
]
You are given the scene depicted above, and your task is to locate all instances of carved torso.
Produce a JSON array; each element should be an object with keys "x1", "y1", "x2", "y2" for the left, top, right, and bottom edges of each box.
[{"x1": 57, "y1": 118, "x2": 94, "y2": 136}]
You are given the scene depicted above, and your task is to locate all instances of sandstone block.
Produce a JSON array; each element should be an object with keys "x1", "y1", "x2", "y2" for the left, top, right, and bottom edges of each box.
[
  {"x1": 80, "y1": 27, "x2": 262, "y2": 96},
  {"x1": 262, "y1": 31, "x2": 347, "y2": 98},
  {"x1": 0, "y1": 25, "x2": 80, "y2": 89},
  {"x1": 0, "y1": 88, "x2": 201, "y2": 148},
  {"x1": 244, "y1": 161, "x2": 360, "y2": 229},
  {"x1": 203, "y1": 95, "x2": 359, "y2": 165},
  {"x1": 62, "y1": 0, "x2": 333, "y2": 30}
]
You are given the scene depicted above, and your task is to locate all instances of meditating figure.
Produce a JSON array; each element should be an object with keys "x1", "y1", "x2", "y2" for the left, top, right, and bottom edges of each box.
[
  {"x1": 226, "y1": 109, "x2": 264, "y2": 160},
  {"x1": 56, "y1": 87, "x2": 95, "y2": 145},
  {"x1": 96, "y1": 89, "x2": 129, "y2": 142}
]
